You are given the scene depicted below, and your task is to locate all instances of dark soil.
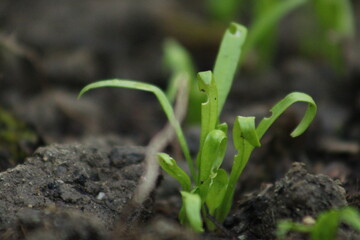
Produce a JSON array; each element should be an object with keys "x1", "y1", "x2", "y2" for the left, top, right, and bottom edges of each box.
[
  {"x1": 0, "y1": 136, "x2": 148, "y2": 239},
  {"x1": 0, "y1": 0, "x2": 359, "y2": 239},
  {"x1": 228, "y1": 162, "x2": 349, "y2": 239}
]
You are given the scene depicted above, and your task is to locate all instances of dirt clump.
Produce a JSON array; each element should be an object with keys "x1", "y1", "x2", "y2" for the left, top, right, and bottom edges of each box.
[{"x1": 229, "y1": 162, "x2": 347, "y2": 239}]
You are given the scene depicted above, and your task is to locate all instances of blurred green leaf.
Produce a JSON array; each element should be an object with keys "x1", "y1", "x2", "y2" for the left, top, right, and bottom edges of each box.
[
  {"x1": 206, "y1": 0, "x2": 243, "y2": 22},
  {"x1": 163, "y1": 39, "x2": 195, "y2": 102},
  {"x1": 341, "y1": 207, "x2": 360, "y2": 232},
  {"x1": 311, "y1": 210, "x2": 340, "y2": 240},
  {"x1": 243, "y1": 0, "x2": 306, "y2": 62}
]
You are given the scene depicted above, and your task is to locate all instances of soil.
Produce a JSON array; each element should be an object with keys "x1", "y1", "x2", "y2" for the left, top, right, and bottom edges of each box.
[
  {"x1": 0, "y1": 1, "x2": 359, "y2": 239},
  {"x1": 0, "y1": 136, "x2": 148, "y2": 239},
  {"x1": 229, "y1": 162, "x2": 349, "y2": 239}
]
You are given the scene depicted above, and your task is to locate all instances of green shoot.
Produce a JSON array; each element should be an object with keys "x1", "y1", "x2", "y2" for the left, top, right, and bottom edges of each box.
[
  {"x1": 213, "y1": 23, "x2": 247, "y2": 115},
  {"x1": 78, "y1": 80, "x2": 195, "y2": 178},
  {"x1": 79, "y1": 22, "x2": 317, "y2": 233},
  {"x1": 163, "y1": 39, "x2": 195, "y2": 103},
  {"x1": 277, "y1": 207, "x2": 360, "y2": 240},
  {"x1": 309, "y1": 0, "x2": 355, "y2": 71},
  {"x1": 242, "y1": 0, "x2": 306, "y2": 66}
]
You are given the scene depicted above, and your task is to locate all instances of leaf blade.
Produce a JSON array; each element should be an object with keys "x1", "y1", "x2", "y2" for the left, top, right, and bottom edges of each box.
[
  {"x1": 79, "y1": 79, "x2": 195, "y2": 178},
  {"x1": 181, "y1": 191, "x2": 204, "y2": 233},
  {"x1": 256, "y1": 92, "x2": 317, "y2": 139},
  {"x1": 213, "y1": 22, "x2": 247, "y2": 115},
  {"x1": 158, "y1": 153, "x2": 191, "y2": 192}
]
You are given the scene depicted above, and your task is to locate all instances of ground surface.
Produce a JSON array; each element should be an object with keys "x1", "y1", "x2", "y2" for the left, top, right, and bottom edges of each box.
[{"x1": 0, "y1": 1, "x2": 359, "y2": 239}]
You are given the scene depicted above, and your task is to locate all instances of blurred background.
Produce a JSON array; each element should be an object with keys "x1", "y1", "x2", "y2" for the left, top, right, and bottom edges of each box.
[{"x1": 0, "y1": 0, "x2": 359, "y2": 187}]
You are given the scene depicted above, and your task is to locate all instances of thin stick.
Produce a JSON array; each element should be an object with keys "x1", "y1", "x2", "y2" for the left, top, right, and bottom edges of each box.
[{"x1": 134, "y1": 72, "x2": 190, "y2": 204}]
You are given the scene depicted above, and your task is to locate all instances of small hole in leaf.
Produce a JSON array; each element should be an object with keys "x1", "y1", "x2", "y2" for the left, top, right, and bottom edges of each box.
[{"x1": 229, "y1": 23, "x2": 241, "y2": 37}]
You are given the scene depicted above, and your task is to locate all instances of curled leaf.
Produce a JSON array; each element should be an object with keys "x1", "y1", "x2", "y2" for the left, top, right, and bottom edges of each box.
[
  {"x1": 206, "y1": 169, "x2": 228, "y2": 215},
  {"x1": 234, "y1": 116, "x2": 261, "y2": 150},
  {"x1": 256, "y1": 92, "x2": 317, "y2": 139},
  {"x1": 78, "y1": 79, "x2": 195, "y2": 178},
  {"x1": 199, "y1": 129, "x2": 227, "y2": 183}
]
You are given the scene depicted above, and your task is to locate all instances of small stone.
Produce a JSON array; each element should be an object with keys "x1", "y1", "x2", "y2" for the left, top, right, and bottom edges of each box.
[
  {"x1": 303, "y1": 216, "x2": 315, "y2": 225},
  {"x1": 96, "y1": 192, "x2": 106, "y2": 200}
]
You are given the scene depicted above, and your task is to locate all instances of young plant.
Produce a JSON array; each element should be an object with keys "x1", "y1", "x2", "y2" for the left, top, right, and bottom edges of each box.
[
  {"x1": 242, "y1": 0, "x2": 307, "y2": 67},
  {"x1": 204, "y1": 0, "x2": 355, "y2": 71},
  {"x1": 276, "y1": 207, "x2": 360, "y2": 240},
  {"x1": 79, "y1": 22, "x2": 317, "y2": 232},
  {"x1": 305, "y1": 0, "x2": 355, "y2": 72}
]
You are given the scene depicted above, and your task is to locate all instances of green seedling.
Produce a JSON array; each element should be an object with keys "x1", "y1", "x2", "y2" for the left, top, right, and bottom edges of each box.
[
  {"x1": 305, "y1": 0, "x2": 355, "y2": 72},
  {"x1": 203, "y1": 0, "x2": 307, "y2": 68},
  {"x1": 277, "y1": 207, "x2": 360, "y2": 240},
  {"x1": 242, "y1": 0, "x2": 307, "y2": 67},
  {"x1": 79, "y1": 22, "x2": 317, "y2": 232},
  {"x1": 204, "y1": 0, "x2": 355, "y2": 71}
]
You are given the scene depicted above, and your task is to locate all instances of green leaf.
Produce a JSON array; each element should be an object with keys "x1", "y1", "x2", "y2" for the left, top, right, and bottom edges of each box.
[
  {"x1": 276, "y1": 220, "x2": 313, "y2": 239},
  {"x1": 198, "y1": 129, "x2": 227, "y2": 184},
  {"x1": 312, "y1": 210, "x2": 340, "y2": 240},
  {"x1": 215, "y1": 117, "x2": 258, "y2": 222},
  {"x1": 340, "y1": 207, "x2": 360, "y2": 232},
  {"x1": 198, "y1": 71, "x2": 219, "y2": 144},
  {"x1": 216, "y1": 122, "x2": 228, "y2": 133},
  {"x1": 311, "y1": 0, "x2": 354, "y2": 71},
  {"x1": 206, "y1": 0, "x2": 243, "y2": 22},
  {"x1": 217, "y1": 93, "x2": 316, "y2": 223},
  {"x1": 78, "y1": 79, "x2": 195, "y2": 178},
  {"x1": 196, "y1": 71, "x2": 219, "y2": 182},
  {"x1": 205, "y1": 169, "x2": 228, "y2": 231},
  {"x1": 181, "y1": 191, "x2": 204, "y2": 233},
  {"x1": 158, "y1": 153, "x2": 191, "y2": 192},
  {"x1": 206, "y1": 169, "x2": 228, "y2": 215},
  {"x1": 242, "y1": 0, "x2": 306, "y2": 61},
  {"x1": 276, "y1": 207, "x2": 360, "y2": 240},
  {"x1": 213, "y1": 22, "x2": 247, "y2": 115},
  {"x1": 256, "y1": 92, "x2": 317, "y2": 139},
  {"x1": 235, "y1": 116, "x2": 261, "y2": 148},
  {"x1": 163, "y1": 39, "x2": 195, "y2": 78},
  {"x1": 312, "y1": 0, "x2": 355, "y2": 39},
  {"x1": 163, "y1": 39, "x2": 195, "y2": 102}
]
